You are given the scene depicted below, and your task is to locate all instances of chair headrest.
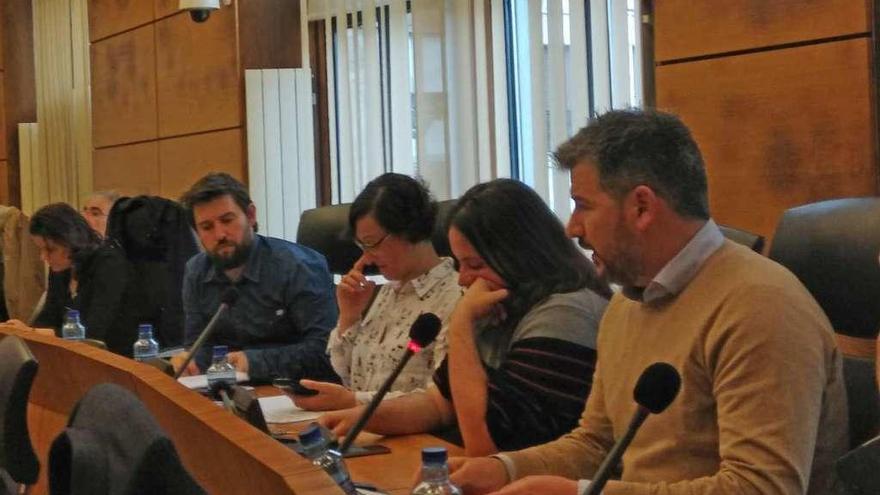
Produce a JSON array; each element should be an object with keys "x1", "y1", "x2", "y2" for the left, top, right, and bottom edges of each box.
[
  {"x1": 768, "y1": 197, "x2": 880, "y2": 338},
  {"x1": 0, "y1": 335, "x2": 39, "y2": 484},
  {"x1": 48, "y1": 383, "x2": 205, "y2": 495},
  {"x1": 837, "y1": 435, "x2": 880, "y2": 494},
  {"x1": 296, "y1": 199, "x2": 458, "y2": 275}
]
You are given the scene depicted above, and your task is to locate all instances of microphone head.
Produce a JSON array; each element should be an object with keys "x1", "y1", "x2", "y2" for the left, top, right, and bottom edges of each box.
[
  {"x1": 409, "y1": 313, "x2": 442, "y2": 349},
  {"x1": 633, "y1": 362, "x2": 681, "y2": 414},
  {"x1": 220, "y1": 288, "x2": 240, "y2": 306}
]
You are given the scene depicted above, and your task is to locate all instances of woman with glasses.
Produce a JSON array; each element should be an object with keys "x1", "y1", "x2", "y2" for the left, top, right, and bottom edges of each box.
[
  {"x1": 291, "y1": 173, "x2": 461, "y2": 411},
  {"x1": 3, "y1": 203, "x2": 138, "y2": 356},
  {"x1": 321, "y1": 179, "x2": 611, "y2": 456}
]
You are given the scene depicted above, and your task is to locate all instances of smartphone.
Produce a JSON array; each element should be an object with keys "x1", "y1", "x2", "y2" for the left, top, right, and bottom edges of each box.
[
  {"x1": 286, "y1": 439, "x2": 391, "y2": 459},
  {"x1": 342, "y1": 444, "x2": 391, "y2": 458},
  {"x1": 272, "y1": 377, "x2": 319, "y2": 396}
]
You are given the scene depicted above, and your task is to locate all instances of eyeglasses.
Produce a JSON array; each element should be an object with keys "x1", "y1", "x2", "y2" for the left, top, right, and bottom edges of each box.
[{"x1": 354, "y1": 233, "x2": 389, "y2": 252}]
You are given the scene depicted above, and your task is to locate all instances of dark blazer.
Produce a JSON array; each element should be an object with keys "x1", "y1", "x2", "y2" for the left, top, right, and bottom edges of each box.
[{"x1": 33, "y1": 242, "x2": 138, "y2": 356}]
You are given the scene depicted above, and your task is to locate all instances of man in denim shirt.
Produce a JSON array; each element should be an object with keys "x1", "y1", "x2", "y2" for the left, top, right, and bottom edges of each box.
[{"x1": 173, "y1": 173, "x2": 339, "y2": 383}]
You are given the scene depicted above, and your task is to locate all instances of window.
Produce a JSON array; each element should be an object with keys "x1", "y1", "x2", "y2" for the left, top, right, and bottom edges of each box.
[{"x1": 307, "y1": 0, "x2": 643, "y2": 217}]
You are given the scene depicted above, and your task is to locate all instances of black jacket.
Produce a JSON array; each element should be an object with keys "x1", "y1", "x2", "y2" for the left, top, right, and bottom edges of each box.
[{"x1": 33, "y1": 243, "x2": 138, "y2": 356}]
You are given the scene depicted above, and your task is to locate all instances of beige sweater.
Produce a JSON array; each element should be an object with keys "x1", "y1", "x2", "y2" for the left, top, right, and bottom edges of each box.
[{"x1": 507, "y1": 241, "x2": 848, "y2": 495}]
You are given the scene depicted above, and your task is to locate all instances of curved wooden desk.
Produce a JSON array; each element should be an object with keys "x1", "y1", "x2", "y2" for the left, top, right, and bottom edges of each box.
[{"x1": 3, "y1": 326, "x2": 461, "y2": 494}]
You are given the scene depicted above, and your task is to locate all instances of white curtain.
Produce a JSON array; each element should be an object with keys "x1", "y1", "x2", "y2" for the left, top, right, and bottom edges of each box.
[
  {"x1": 509, "y1": 0, "x2": 642, "y2": 221},
  {"x1": 309, "y1": 0, "x2": 502, "y2": 203},
  {"x1": 309, "y1": 0, "x2": 643, "y2": 216},
  {"x1": 25, "y1": 0, "x2": 93, "y2": 212}
]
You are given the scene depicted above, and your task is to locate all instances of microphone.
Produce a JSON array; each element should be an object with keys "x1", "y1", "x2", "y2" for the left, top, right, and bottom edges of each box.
[
  {"x1": 337, "y1": 312, "x2": 442, "y2": 455},
  {"x1": 584, "y1": 362, "x2": 681, "y2": 495},
  {"x1": 174, "y1": 288, "x2": 240, "y2": 380}
]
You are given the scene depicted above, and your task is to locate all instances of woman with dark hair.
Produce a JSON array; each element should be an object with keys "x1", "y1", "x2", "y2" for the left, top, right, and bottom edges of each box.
[
  {"x1": 321, "y1": 179, "x2": 610, "y2": 455},
  {"x1": 3, "y1": 203, "x2": 138, "y2": 356},
  {"x1": 292, "y1": 173, "x2": 461, "y2": 411}
]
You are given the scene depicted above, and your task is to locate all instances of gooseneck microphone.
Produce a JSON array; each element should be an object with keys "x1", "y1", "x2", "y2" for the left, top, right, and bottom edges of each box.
[
  {"x1": 337, "y1": 312, "x2": 442, "y2": 455},
  {"x1": 584, "y1": 362, "x2": 681, "y2": 495},
  {"x1": 173, "y1": 288, "x2": 240, "y2": 379}
]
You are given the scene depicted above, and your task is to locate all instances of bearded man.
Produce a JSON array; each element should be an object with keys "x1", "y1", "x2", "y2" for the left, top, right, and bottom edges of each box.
[{"x1": 173, "y1": 173, "x2": 338, "y2": 384}]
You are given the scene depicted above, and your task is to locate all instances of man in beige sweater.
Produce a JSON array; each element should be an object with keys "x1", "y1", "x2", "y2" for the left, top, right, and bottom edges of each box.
[{"x1": 448, "y1": 109, "x2": 848, "y2": 495}]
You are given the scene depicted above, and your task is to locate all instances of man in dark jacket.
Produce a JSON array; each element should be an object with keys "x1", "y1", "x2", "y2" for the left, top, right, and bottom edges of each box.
[{"x1": 173, "y1": 173, "x2": 339, "y2": 384}]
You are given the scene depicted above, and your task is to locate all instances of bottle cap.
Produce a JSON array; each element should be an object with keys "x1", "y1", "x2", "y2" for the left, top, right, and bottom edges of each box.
[
  {"x1": 421, "y1": 447, "x2": 447, "y2": 465},
  {"x1": 299, "y1": 424, "x2": 324, "y2": 447},
  {"x1": 138, "y1": 323, "x2": 153, "y2": 333},
  {"x1": 66, "y1": 309, "x2": 80, "y2": 318},
  {"x1": 212, "y1": 345, "x2": 228, "y2": 358}
]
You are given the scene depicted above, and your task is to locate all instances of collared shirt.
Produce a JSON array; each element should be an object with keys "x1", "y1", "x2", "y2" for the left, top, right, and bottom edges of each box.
[
  {"x1": 621, "y1": 219, "x2": 724, "y2": 303},
  {"x1": 182, "y1": 234, "x2": 338, "y2": 380},
  {"x1": 328, "y1": 257, "x2": 461, "y2": 403}
]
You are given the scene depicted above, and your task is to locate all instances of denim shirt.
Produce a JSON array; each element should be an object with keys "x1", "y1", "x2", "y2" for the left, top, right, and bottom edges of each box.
[{"x1": 182, "y1": 234, "x2": 339, "y2": 381}]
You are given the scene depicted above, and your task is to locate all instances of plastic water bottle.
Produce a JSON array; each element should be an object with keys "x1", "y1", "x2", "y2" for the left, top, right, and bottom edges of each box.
[
  {"x1": 411, "y1": 447, "x2": 462, "y2": 495},
  {"x1": 299, "y1": 424, "x2": 358, "y2": 495},
  {"x1": 205, "y1": 345, "x2": 237, "y2": 390},
  {"x1": 132, "y1": 324, "x2": 160, "y2": 361},
  {"x1": 61, "y1": 309, "x2": 86, "y2": 341}
]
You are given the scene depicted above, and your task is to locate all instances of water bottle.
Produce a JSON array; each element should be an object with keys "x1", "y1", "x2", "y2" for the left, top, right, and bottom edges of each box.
[
  {"x1": 61, "y1": 309, "x2": 86, "y2": 341},
  {"x1": 205, "y1": 345, "x2": 237, "y2": 390},
  {"x1": 411, "y1": 447, "x2": 462, "y2": 495},
  {"x1": 299, "y1": 424, "x2": 358, "y2": 495},
  {"x1": 132, "y1": 324, "x2": 160, "y2": 361}
]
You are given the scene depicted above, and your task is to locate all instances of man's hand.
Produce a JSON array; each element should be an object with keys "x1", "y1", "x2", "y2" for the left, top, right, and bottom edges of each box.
[
  {"x1": 292, "y1": 380, "x2": 357, "y2": 411},
  {"x1": 318, "y1": 404, "x2": 366, "y2": 438},
  {"x1": 226, "y1": 351, "x2": 249, "y2": 374},
  {"x1": 447, "y1": 456, "x2": 509, "y2": 495},
  {"x1": 487, "y1": 476, "x2": 580, "y2": 495},
  {"x1": 170, "y1": 352, "x2": 200, "y2": 377}
]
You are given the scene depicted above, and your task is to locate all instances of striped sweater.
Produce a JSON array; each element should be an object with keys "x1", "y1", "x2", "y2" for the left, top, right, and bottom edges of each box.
[{"x1": 434, "y1": 288, "x2": 608, "y2": 450}]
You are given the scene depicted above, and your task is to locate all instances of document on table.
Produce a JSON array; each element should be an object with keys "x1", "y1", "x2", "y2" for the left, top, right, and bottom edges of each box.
[
  {"x1": 177, "y1": 372, "x2": 250, "y2": 390},
  {"x1": 257, "y1": 395, "x2": 322, "y2": 423}
]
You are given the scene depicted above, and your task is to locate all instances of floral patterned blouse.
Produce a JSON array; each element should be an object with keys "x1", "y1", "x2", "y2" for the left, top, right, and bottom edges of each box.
[{"x1": 327, "y1": 257, "x2": 462, "y2": 403}]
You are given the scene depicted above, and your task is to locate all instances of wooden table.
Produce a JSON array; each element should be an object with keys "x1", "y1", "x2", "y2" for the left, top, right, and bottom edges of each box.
[
  {"x1": 2, "y1": 325, "x2": 461, "y2": 494},
  {"x1": 262, "y1": 387, "x2": 463, "y2": 494}
]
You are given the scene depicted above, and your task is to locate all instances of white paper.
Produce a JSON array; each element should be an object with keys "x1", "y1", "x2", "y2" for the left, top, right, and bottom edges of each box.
[
  {"x1": 177, "y1": 372, "x2": 250, "y2": 390},
  {"x1": 257, "y1": 395, "x2": 322, "y2": 423}
]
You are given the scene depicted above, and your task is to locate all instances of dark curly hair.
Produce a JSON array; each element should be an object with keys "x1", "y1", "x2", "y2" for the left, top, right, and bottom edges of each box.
[
  {"x1": 179, "y1": 172, "x2": 257, "y2": 232},
  {"x1": 349, "y1": 173, "x2": 437, "y2": 243},
  {"x1": 448, "y1": 179, "x2": 611, "y2": 325},
  {"x1": 30, "y1": 203, "x2": 103, "y2": 273}
]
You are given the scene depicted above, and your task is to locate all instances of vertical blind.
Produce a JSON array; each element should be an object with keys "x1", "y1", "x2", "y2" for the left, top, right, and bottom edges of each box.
[
  {"x1": 21, "y1": 0, "x2": 93, "y2": 212},
  {"x1": 306, "y1": 0, "x2": 642, "y2": 217}
]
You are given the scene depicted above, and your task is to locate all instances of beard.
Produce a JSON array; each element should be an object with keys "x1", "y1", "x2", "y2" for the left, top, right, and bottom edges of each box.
[
  {"x1": 208, "y1": 233, "x2": 254, "y2": 270},
  {"x1": 593, "y1": 222, "x2": 643, "y2": 288}
]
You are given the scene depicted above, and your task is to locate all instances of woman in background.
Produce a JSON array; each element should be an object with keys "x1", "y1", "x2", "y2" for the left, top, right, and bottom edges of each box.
[
  {"x1": 4, "y1": 203, "x2": 137, "y2": 356},
  {"x1": 292, "y1": 173, "x2": 461, "y2": 411},
  {"x1": 321, "y1": 179, "x2": 611, "y2": 456}
]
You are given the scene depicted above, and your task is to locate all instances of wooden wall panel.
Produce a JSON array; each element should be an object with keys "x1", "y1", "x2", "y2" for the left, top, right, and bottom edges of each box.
[
  {"x1": 239, "y1": 0, "x2": 302, "y2": 69},
  {"x1": 0, "y1": 77, "x2": 5, "y2": 161},
  {"x1": 656, "y1": 38, "x2": 876, "y2": 239},
  {"x1": 2, "y1": 0, "x2": 36, "y2": 208},
  {"x1": 655, "y1": 0, "x2": 869, "y2": 62},
  {"x1": 0, "y1": 5, "x2": 4, "y2": 72},
  {"x1": 154, "y1": 0, "x2": 181, "y2": 19},
  {"x1": 93, "y1": 141, "x2": 160, "y2": 196},
  {"x1": 0, "y1": 160, "x2": 8, "y2": 205},
  {"x1": 155, "y1": 6, "x2": 240, "y2": 138},
  {"x1": 90, "y1": 25, "x2": 158, "y2": 148},
  {"x1": 158, "y1": 129, "x2": 244, "y2": 199},
  {"x1": 88, "y1": 0, "x2": 154, "y2": 42}
]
